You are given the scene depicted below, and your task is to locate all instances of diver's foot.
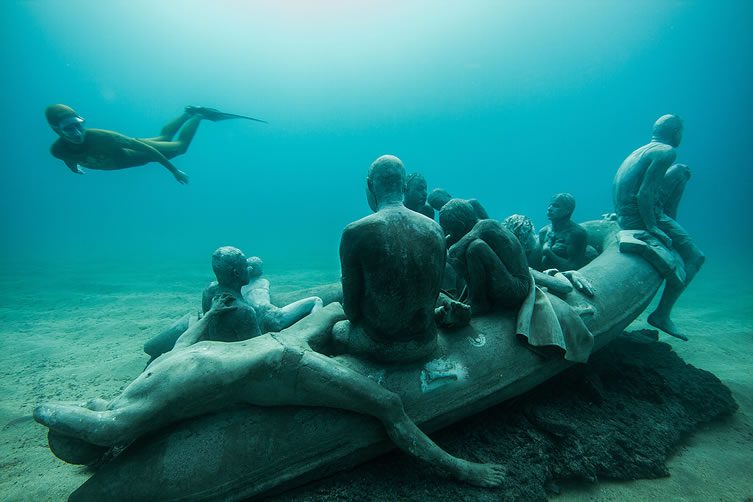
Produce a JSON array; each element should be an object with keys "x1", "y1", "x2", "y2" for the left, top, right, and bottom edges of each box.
[
  {"x1": 456, "y1": 460, "x2": 506, "y2": 487},
  {"x1": 185, "y1": 106, "x2": 223, "y2": 121},
  {"x1": 647, "y1": 312, "x2": 688, "y2": 341},
  {"x1": 185, "y1": 105, "x2": 268, "y2": 123}
]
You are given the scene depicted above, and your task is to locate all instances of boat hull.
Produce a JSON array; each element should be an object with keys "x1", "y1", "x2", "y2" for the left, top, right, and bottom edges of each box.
[{"x1": 69, "y1": 220, "x2": 662, "y2": 501}]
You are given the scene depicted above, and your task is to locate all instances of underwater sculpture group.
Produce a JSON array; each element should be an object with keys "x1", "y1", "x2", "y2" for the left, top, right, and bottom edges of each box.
[{"x1": 34, "y1": 112, "x2": 704, "y2": 499}]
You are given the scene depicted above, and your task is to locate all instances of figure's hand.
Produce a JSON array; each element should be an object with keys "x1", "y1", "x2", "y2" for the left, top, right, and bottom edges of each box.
[
  {"x1": 210, "y1": 293, "x2": 238, "y2": 314},
  {"x1": 649, "y1": 227, "x2": 672, "y2": 248},
  {"x1": 435, "y1": 299, "x2": 472, "y2": 329},
  {"x1": 174, "y1": 170, "x2": 189, "y2": 185},
  {"x1": 562, "y1": 270, "x2": 595, "y2": 297}
]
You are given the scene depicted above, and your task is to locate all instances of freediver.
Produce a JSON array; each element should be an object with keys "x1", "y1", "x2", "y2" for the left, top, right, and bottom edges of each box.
[{"x1": 45, "y1": 104, "x2": 266, "y2": 184}]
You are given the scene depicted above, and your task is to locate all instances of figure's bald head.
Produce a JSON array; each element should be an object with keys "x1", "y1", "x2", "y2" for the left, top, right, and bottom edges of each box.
[
  {"x1": 428, "y1": 188, "x2": 452, "y2": 211},
  {"x1": 652, "y1": 114, "x2": 683, "y2": 147},
  {"x1": 212, "y1": 246, "x2": 250, "y2": 286},
  {"x1": 439, "y1": 199, "x2": 478, "y2": 239},
  {"x1": 367, "y1": 155, "x2": 406, "y2": 204}
]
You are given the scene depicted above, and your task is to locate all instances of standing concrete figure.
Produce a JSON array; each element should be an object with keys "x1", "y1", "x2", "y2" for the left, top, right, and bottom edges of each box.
[
  {"x1": 335, "y1": 155, "x2": 447, "y2": 362},
  {"x1": 613, "y1": 115, "x2": 704, "y2": 340},
  {"x1": 539, "y1": 193, "x2": 589, "y2": 271}
]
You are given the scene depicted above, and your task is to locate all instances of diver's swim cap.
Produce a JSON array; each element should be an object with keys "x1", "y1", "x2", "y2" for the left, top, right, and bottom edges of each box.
[{"x1": 45, "y1": 104, "x2": 83, "y2": 127}]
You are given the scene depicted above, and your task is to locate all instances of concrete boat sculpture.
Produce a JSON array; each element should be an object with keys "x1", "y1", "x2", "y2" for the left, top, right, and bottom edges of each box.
[{"x1": 61, "y1": 220, "x2": 674, "y2": 501}]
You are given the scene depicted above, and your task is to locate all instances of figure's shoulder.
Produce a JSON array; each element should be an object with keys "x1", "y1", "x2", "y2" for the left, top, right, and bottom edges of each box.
[{"x1": 644, "y1": 141, "x2": 676, "y2": 159}]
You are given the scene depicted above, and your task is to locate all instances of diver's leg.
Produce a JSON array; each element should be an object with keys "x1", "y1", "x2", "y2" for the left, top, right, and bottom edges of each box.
[
  {"x1": 286, "y1": 349, "x2": 504, "y2": 487},
  {"x1": 140, "y1": 116, "x2": 201, "y2": 159},
  {"x1": 145, "y1": 112, "x2": 193, "y2": 142}
]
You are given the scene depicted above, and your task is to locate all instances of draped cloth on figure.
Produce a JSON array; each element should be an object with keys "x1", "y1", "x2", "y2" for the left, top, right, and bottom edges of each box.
[{"x1": 515, "y1": 272, "x2": 594, "y2": 363}]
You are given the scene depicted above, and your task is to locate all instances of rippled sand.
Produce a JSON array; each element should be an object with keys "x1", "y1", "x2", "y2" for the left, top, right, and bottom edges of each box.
[{"x1": 0, "y1": 258, "x2": 750, "y2": 501}]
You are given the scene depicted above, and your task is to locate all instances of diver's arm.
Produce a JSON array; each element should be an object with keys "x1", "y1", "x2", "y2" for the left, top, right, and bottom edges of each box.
[
  {"x1": 127, "y1": 138, "x2": 189, "y2": 184},
  {"x1": 64, "y1": 160, "x2": 84, "y2": 175}
]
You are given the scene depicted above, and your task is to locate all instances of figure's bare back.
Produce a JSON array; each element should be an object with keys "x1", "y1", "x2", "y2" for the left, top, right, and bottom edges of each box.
[{"x1": 349, "y1": 207, "x2": 445, "y2": 341}]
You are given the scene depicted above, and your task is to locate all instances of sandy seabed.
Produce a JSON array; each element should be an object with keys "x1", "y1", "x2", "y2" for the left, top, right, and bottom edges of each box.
[{"x1": 0, "y1": 258, "x2": 750, "y2": 501}]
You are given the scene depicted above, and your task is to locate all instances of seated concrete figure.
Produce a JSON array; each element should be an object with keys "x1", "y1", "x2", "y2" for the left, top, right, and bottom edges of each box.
[
  {"x1": 404, "y1": 173, "x2": 435, "y2": 219},
  {"x1": 613, "y1": 114, "x2": 704, "y2": 339},
  {"x1": 440, "y1": 199, "x2": 532, "y2": 315},
  {"x1": 334, "y1": 155, "x2": 447, "y2": 362},
  {"x1": 142, "y1": 246, "x2": 260, "y2": 361},
  {"x1": 428, "y1": 188, "x2": 489, "y2": 224},
  {"x1": 241, "y1": 256, "x2": 323, "y2": 333},
  {"x1": 34, "y1": 298, "x2": 505, "y2": 487},
  {"x1": 502, "y1": 214, "x2": 595, "y2": 298},
  {"x1": 198, "y1": 246, "x2": 261, "y2": 342},
  {"x1": 502, "y1": 214, "x2": 543, "y2": 270},
  {"x1": 538, "y1": 193, "x2": 589, "y2": 271}
]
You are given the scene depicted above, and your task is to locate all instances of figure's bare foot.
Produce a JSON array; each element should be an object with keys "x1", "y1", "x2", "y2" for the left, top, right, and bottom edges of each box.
[
  {"x1": 456, "y1": 459, "x2": 506, "y2": 487},
  {"x1": 648, "y1": 312, "x2": 688, "y2": 341}
]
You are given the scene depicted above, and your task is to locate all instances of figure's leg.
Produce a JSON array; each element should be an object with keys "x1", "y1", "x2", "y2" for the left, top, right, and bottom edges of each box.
[
  {"x1": 648, "y1": 217, "x2": 705, "y2": 339},
  {"x1": 466, "y1": 239, "x2": 529, "y2": 313},
  {"x1": 267, "y1": 297, "x2": 324, "y2": 331},
  {"x1": 660, "y1": 164, "x2": 690, "y2": 220},
  {"x1": 285, "y1": 349, "x2": 505, "y2": 487},
  {"x1": 139, "y1": 116, "x2": 202, "y2": 159}
]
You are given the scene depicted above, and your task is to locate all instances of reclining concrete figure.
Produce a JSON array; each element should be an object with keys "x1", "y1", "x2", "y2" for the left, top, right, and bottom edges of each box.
[{"x1": 35, "y1": 303, "x2": 504, "y2": 486}]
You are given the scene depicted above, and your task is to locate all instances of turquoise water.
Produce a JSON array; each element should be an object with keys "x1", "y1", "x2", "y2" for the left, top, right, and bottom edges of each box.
[
  {"x1": 1, "y1": 4, "x2": 752, "y2": 498},
  {"x1": 2, "y1": 1, "x2": 751, "y2": 272}
]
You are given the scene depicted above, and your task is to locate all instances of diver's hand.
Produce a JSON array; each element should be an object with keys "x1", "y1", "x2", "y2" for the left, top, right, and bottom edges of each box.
[
  {"x1": 562, "y1": 270, "x2": 595, "y2": 297},
  {"x1": 174, "y1": 170, "x2": 190, "y2": 185}
]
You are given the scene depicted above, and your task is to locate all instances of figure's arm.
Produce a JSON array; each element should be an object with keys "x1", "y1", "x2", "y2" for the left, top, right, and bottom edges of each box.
[
  {"x1": 531, "y1": 268, "x2": 573, "y2": 296},
  {"x1": 174, "y1": 311, "x2": 214, "y2": 349},
  {"x1": 637, "y1": 150, "x2": 674, "y2": 246},
  {"x1": 542, "y1": 228, "x2": 586, "y2": 270},
  {"x1": 447, "y1": 229, "x2": 477, "y2": 278},
  {"x1": 174, "y1": 294, "x2": 237, "y2": 348},
  {"x1": 126, "y1": 138, "x2": 189, "y2": 184},
  {"x1": 340, "y1": 227, "x2": 364, "y2": 322}
]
